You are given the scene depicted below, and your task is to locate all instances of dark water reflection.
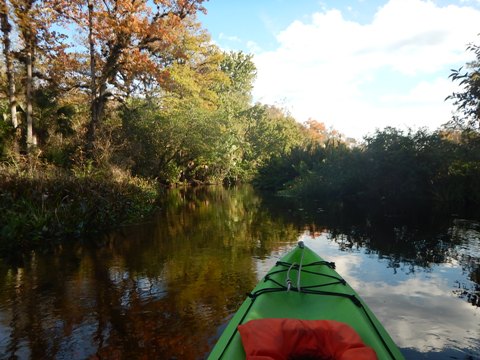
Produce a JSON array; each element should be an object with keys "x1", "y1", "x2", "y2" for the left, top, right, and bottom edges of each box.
[{"x1": 0, "y1": 185, "x2": 479, "y2": 359}]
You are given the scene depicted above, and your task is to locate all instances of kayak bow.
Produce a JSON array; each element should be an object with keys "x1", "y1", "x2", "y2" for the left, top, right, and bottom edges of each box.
[{"x1": 208, "y1": 241, "x2": 404, "y2": 360}]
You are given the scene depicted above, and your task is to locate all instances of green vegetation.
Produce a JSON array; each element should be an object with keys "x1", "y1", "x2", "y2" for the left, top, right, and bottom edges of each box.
[
  {"x1": 0, "y1": 162, "x2": 160, "y2": 254},
  {"x1": 255, "y1": 128, "x2": 480, "y2": 218},
  {"x1": 447, "y1": 40, "x2": 480, "y2": 129}
]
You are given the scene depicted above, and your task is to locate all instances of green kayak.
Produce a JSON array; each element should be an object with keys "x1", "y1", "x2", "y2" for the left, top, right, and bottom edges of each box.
[{"x1": 208, "y1": 241, "x2": 405, "y2": 360}]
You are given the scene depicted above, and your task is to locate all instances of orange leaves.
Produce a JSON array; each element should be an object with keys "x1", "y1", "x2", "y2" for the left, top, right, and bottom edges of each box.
[
  {"x1": 306, "y1": 118, "x2": 327, "y2": 134},
  {"x1": 153, "y1": 0, "x2": 207, "y2": 15},
  {"x1": 153, "y1": 0, "x2": 173, "y2": 6},
  {"x1": 305, "y1": 118, "x2": 344, "y2": 145},
  {"x1": 53, "y1": 0, "x2": 207, "y2": 89},
  {"x1": 93, "y1": 0, "x2": 149, "y2": 41},
  {"x1": 120, "y1": 47, "x2": 166, "y2": 84}
]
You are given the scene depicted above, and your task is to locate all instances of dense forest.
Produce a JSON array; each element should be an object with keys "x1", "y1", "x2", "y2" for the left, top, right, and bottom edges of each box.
[{"x1": 1, "y1": 0, "x2": 480, "y2": 255}]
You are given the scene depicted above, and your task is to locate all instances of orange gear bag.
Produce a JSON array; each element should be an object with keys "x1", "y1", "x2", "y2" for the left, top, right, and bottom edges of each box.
[{"x1": 238, "y1": 318, "x2": 378, "y2": 360}]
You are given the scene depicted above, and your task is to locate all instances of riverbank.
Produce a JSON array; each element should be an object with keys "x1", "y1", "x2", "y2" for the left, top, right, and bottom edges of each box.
[{"x1": 0, "y1": 162, "x2": 161, "y2": 257}]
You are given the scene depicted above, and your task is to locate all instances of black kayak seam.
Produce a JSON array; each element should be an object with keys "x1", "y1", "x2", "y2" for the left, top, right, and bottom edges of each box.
[
  {"x1": 276, "y1": 260, "x2": 336, "y2": 269},
  {"x1": 266, "y1": 261, "x2": 345, "y2": 285}
]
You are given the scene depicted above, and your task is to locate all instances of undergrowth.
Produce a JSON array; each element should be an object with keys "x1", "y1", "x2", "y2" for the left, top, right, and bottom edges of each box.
[{"x1": 0, "y1": 161, "x2": 161, "y2": 256}]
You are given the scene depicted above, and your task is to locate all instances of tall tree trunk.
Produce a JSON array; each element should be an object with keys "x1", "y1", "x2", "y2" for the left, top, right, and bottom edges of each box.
[
  {"x1": 14, "y1": 0, "x2": 36, "y2": 153},
  {"x1": 26, "y1": 47, "x2": 34, "y2": 150},
  {"x1": 0, "y1": 0, "x2": 18, "y2": 129},
  {"x1": 86, "y1": 0, "x2": 97, "y2": 157}
]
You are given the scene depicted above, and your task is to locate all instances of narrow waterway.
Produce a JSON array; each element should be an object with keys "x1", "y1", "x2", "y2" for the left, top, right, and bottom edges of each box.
[{"x1": 0, "y1": 185, "x2": 479, "y2": 359}]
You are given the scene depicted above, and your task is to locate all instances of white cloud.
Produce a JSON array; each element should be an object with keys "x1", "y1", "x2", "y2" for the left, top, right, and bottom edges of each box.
[
  {"x1": 358, "y1": 277, "x2": 480, "y2": 352},
  {"x1": 218, "y1": 33, "x2": 242, "y2": 43},
  {"x1": 379, "y1": 78, "x2": 454, "y2": 105},
  {"x1": 246, "y1": 40, "x2": 262, "y2": 54},
  {"x1": 252, "y1": 0, "x2": 480, "y2": 139}
]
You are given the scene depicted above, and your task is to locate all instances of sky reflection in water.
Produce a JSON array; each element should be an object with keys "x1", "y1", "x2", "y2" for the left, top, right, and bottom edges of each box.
[{"x1": 293, "y1": 231, "x2": 480, "y2": 359}]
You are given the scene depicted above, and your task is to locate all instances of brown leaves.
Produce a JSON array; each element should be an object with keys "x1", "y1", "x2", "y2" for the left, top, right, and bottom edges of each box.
[{"x1": 57, "y1": 0, "x2": 207, "y2": 93}]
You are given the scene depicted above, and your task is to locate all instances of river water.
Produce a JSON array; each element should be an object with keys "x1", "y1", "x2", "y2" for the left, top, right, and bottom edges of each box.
[{"x1": 0, "y1": 185, "x2": 479, "y2": 359}]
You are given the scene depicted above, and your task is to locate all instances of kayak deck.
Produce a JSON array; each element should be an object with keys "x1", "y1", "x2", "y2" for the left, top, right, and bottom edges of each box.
[{"x1": 208, "y1": 242, "x2": 405, "y2": 359}]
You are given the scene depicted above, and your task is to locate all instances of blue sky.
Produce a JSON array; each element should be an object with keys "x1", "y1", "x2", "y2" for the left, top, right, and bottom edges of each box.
[{"x1": 199, "y1": 0, "x2": 480, "y2": 139}]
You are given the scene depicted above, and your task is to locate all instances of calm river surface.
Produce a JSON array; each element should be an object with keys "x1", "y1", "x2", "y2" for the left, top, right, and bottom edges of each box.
[{"x1": 0, "y1": 185, "x2": 479, "y2": 359}]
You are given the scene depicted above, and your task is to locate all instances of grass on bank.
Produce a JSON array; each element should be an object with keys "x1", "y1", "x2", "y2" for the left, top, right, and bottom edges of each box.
[{"x1": 0, "y1": 161, "x2": 161, "y2": 256}]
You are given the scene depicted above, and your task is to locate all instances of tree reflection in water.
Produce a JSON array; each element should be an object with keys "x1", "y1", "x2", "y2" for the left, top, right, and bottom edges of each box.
[{"x1": 0, "y1": 185, "x2": 478, "y2": 359}]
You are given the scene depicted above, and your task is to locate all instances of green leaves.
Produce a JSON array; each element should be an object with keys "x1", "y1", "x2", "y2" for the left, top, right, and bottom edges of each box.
[
  {"x1": 447, "y1": 40, "x2": 480, "y2": 129},
  {"x1": 255, "y1": 128, "x2": 480, "y2": 218}
]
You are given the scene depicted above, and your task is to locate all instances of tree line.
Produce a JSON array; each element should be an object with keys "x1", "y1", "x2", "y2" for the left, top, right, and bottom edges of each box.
[
  {"x1": 0, "y1": 0, "x2": 310, "y2": 185},
  {"x1": 255, "y1": 127, "x2": 480, "y2": 219}
]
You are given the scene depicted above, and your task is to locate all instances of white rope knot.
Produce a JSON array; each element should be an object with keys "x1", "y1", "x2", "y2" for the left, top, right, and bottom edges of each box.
[
  {"x1": 286, "y1": 262, "x2": 296, "y2": 292},
  {"x1": 285, "y1": 243, "x2": 306, "y2": 292}
]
